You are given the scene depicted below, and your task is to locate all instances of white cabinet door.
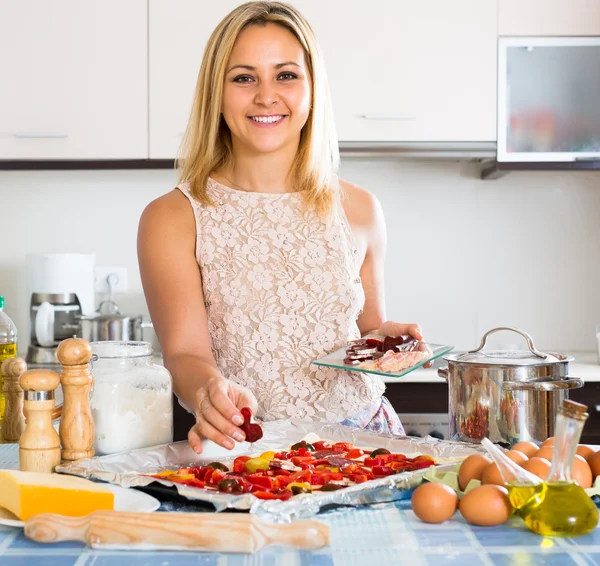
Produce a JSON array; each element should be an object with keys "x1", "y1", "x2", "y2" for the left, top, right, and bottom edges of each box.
[
  {"x1": 149, "y1": 0, "x2": 497, "y2": 155},
  {"x1": 0, "y1": 0, "x2": 147, "y2": 160},
  {"x1": 499, "y1": 0, "x2": 600, "y2": 36},
  {"x1": 149, "y1": 0, "x2": 242, "y2": 159},
  {"x1": 297, "y1": 0, "x2": 497, "y2": 142}
]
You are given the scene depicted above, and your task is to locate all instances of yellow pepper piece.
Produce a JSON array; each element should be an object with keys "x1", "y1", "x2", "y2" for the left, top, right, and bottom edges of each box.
[
  {"x1": 260, "y1": 451, "x2": 277, "y2": 460},
  {"x1": 245, "y1": 457, "x2": 271, "y2": 473},
  {"x1": 153, "y1": 470, "x2": 178, "y2": 477},
  {"x1": 171, "y1": 474, "x2": 194, "y2": 480},
  {"x1": 316, "y1": 465, "x2": 340, "y2": 473},
  {"x1": 286, "y1": 482, "x2": 312, "y2": 494}
]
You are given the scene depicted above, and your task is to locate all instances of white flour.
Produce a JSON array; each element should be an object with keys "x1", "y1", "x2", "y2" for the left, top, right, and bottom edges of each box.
[{"x1": 90, "y1": 380, "x2": 172, "y2": 455}]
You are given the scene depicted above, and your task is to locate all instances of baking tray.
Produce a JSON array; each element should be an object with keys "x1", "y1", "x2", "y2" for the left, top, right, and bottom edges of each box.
[
  {"x1": 57, "y1": 419, "x2": 485, "y2": 523},
  {"x1": 312, "y1": 338, "x2": 453, "y2": 379}
]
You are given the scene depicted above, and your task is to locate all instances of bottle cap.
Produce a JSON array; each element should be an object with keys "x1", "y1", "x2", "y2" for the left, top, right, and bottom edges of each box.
[
  {"x1": 0, "y1": 296, "x2": 4, "y2": 309},
  {"x1": 561, "y1": 399, "x2": 589, "y2": 420}
]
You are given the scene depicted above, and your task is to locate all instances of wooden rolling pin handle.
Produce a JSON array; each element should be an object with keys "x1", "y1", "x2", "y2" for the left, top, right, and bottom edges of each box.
[{"x1": 24, "y1": 511, "x2": 329, "y2": 553}]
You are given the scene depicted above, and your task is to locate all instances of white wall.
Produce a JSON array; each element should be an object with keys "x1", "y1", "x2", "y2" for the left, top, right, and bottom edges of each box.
[{"x1": 1, "y1": 161, "x2": 599, "y2": 356}]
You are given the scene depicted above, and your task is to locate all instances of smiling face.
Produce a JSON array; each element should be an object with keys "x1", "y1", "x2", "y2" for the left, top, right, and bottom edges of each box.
[{"x1": 222, "y1": 23, "x2": 312, "y2": 156}]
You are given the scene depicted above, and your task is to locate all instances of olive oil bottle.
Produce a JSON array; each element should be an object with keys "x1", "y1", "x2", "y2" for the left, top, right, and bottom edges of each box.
[
  {"x1": 0, "y1": 295, "x2": 18, "y2": 427},
  {"x1": 509, "y1": 400, "x2": 599, "y2": 537}
]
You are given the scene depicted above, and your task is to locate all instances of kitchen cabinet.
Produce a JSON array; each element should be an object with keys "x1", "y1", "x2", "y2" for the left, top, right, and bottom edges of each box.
[
  {"x1": 149, "y1": 0, "x2": 497, "y2": 158},
  {"x1": 0, "y1": 0, "x2": 147, "y2": 160},
  {"x1": 499, "y1": 0, "x2": 600, "y2": 36},
  {"x1": 296, "y1": 0, "x2": 497, "y2": 143},
  {"x1": 149, "y1": 0, "x2": 242, "y2": 159}
]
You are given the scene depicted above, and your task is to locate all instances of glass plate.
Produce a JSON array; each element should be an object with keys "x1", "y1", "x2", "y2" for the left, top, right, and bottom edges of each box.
[{"x1": 312, "y1": 337, "x2": 454, "y2": 379}]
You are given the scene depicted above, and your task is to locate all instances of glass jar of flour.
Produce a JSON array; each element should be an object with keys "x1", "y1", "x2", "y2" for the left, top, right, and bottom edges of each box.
[{"x1": 90, "y1": 341, "x2": 173, "y2": 455}]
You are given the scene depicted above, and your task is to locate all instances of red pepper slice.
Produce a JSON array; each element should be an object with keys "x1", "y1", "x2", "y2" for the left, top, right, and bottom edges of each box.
[
  {"x1": 372, "y1": 466, "x2": 395, "y2": 477},
  {"x1": 332, "y1": 442, "x2": 354, "y2": 452},
  {"x1": 345, "y1": 449, "x2": 364, "y2": 460},
  {"x1": 312, "y1": 441, "x2": 332, "y2": 451},
  {"x1": 252, "y1": 490, "x2": 293, "y2": 501}
]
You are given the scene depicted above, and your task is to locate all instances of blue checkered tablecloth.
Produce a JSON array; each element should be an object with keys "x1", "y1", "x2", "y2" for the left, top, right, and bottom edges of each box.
[{"x1": 3, "y1": 443, "x2": 600, "y2": 565}]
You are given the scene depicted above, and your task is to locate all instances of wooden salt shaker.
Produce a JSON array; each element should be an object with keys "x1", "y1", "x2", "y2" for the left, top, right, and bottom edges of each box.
[
  {"x1": 1, "y1": 357, "x2": 27, "y2": 443},
  {"x1": 19, "y1": 369, "x2": 61, "y2": 473},
  {"x1": 57, "y1": 338, "x2": 94, "y2": 461}
]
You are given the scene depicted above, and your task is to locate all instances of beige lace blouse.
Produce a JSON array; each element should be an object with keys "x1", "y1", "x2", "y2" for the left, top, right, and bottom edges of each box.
[{"x1": 178, "y1": 179, "x2": 385, "y2": 423}]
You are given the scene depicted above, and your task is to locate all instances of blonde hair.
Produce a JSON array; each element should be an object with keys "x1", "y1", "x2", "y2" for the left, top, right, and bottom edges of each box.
[{"x1": 176, "y1": 1, "x2": 339, "y2": 216}]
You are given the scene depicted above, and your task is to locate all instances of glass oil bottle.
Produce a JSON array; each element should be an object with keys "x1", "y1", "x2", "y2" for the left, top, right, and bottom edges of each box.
[
  {"x1": 518, "y1": 400, "x2": 598, "y2": 537},
  {"x1": 482, "y1": 400, "x2": 599, "y2": 537},
  {"x1": 0, "y1": 295, "x2": 18, "y2": 427}
]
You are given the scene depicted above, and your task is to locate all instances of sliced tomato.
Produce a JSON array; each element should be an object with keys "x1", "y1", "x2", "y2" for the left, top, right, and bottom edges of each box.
[
  {"x1": 246, "y1": 474, "x2": 278, "y2": 490},
  {"x1": 332, "y1": 442, "x2": 354, "y2": 452},
  {"x1": 207, "y1": 469, "x2": 226, "y2": 486},
  {"x1": 345, "y1": 449, "x2": 364, "y2": 459},
  {"x1": 274, "y1": 451, "x2": 291, "y2": 460},
  {"x1": 233, "y1": 456, "x2": 252, "y2": 473},
  {"x1": 349, "y1": 473, "x2": 369, "y2": 483},
  {"x1": 372, "y1": 466, "x2": 395, "y2": 477},
  {"x1": 252, "y1": 490, "x2": 293, "y2": 501},
  {"x1": 291, "y1": 456, "x2": 316, "y2": 467},
  {"x1": 363, "y1": 457, "x2": 386, "y2": 467},
  {"x1": 312, "y1": 441, "x2": 332, "y2": 451}
]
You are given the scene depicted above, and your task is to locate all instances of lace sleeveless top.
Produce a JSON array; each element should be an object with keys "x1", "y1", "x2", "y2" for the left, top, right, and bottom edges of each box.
[{"x1": 178, "y1": 179, "x2": 385, "y2": 423}]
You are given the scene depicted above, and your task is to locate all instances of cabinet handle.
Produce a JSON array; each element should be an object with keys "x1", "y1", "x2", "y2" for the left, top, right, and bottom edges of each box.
[
  {"x1": 361, "y1": 113, "x2": 416, "y2": 120},
  {"x1": 14, "y1": 132, "x2": 68, "y2": 139}
]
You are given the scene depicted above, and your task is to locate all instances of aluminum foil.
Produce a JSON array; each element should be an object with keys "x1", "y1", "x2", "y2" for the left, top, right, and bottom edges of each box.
[{"x1": 57, "y1": 419, "x2": 486, "y2": 523}]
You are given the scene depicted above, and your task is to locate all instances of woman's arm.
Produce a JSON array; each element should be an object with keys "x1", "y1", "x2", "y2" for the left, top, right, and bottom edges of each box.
[
  {"x1": 137, "y1": 190, "x2": 256, "y2": 452},
  {"x1": 341, "y1": 181, "x2": 423, "y2": 341}
]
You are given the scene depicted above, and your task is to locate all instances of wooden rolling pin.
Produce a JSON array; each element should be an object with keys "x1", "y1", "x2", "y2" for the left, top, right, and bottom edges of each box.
[{"x1": 24, "y1": 510, "x2": 329, "y2": 553}]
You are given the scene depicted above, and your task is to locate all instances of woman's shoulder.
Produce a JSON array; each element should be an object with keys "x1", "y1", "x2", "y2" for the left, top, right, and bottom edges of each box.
[
  {"x1": 339, "y1": 178, "x2": 383, "y2": 230},
  {"x1": 139, "y1": 188, "x2": 196, "y2": 238}
]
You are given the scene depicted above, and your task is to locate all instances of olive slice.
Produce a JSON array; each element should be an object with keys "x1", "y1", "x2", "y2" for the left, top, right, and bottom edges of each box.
[
  {"x1": 320, "y1": 483, "x2": 345, "y2": 491},
  {"x1": 369, "y1": 448, "x2": 391, "y2": 458},
  {"x1": 291, "y1": 441, "x2": 315, "y2": 451},
  {"x1": 207, "y1": 461, "x2": 229, "y2": 472},
  {"x1": 291, "y1": 485, "x2": 312, "y2": 495}
]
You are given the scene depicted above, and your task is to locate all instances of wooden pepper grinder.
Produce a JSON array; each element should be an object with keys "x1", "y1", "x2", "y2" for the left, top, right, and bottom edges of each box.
[
  {"x1": 57, "y1": 338, "x2": 94, "y2": 461},
  {"x1": 19, "y1": 369, "x2": 61, "y2": 473},
  {"x1": 1, "y1": 357, "x2": 27, "y2": 443}
]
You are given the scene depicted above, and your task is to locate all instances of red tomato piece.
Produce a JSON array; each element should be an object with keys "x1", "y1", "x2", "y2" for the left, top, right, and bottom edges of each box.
[
  {"x1": 349, "y1": 473, "x2": 369, "y2": 483},
  {"x1": 233, "y1": 456, "x2": 251, "y2": 473},
  {"x1": 291, "y1": 456, "x2": 316, "y2": 467},
  {"x1": 252, "y1": 490, "x2": 293, "y2": 501},
  {"x1": 372, "y1": 466, "x2": 395, "y2": 477},
  {"x1": 246, "y1": 474, "x2": 275, "y2": 490},
  {"x1": 275, "y1": 451, "x2": 291, "y2": 460},
  {"x1": 208, "y1": 469, "x2": 226, "y2": 485},
  {"x1": 345, "y1": 449, "x2": 364, "y2": 459},
  {"x1": 312, "y1": 441, "x2": 332, "y2": 451},
  {"x1": 332, "y1": 442, "x2": 354, "y2": 452},
  {"x1": 363, "y1": 458, "x2": 385, "y2": 467}
]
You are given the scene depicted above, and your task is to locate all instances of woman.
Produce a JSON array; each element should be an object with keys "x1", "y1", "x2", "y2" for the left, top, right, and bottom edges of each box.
[{"x1": 138, "y1": 1, "x2": 425, "y2": 454}]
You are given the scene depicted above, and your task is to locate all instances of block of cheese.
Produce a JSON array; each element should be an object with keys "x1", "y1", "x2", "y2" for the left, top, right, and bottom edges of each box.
[{"x1": 0, "y1": 470, "x2": 114, "y2": 521}]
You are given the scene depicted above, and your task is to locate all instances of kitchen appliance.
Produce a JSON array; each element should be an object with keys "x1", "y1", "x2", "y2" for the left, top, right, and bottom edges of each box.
[
  {"x1": 438, "y1": 327, "x2": 583, "y2": 446},
  {"x1": 398, "y1": 413, "x2": 448, "y2": 440},
  {"x1": 71, "y1": 300, "x2": 153, "y2": 342},
  {"x1": 26, "y1": 253, "x2": 96, "y2": 365}
]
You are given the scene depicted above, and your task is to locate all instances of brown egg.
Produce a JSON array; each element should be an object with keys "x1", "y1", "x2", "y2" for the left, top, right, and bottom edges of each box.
[
  {"x1": 411, "y1": 482, "x2": 459, "y2": 523},
  {"x1": 535, "y1": 446, "x2": 554, "y2": 462},
  {"x1": 458, "y1": 454, "x2": 492, "y2": 491},
  {"x1": 571, "y1": 454, "x2": 593, "y2": 489},
  {"x1": 481, "y1": 462, "x2": 506, "y2": 486},
  {"x1": 589, "y1": 451, "x2": 600, "y2": 479},
  {"x1": 459, "y1": 485, "x2": 512, "y2": 526},
  {"x1": 506, "y1": 450, "x2": 528, "y2": 466},
  {"x1": 541, "y1": 437, "x2": 555, "y2": 447},
  {"x1": 510, "y1": 441, "x2": 539, "y2": 458},
  {"x1": 576, "y1": 445, "x2": 596, "y2": 463},
  {"x1": 521, "y1": 457, "x2": 551, "y2": 480}
]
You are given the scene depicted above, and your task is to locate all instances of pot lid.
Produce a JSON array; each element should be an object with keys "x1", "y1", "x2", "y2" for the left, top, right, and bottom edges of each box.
[
  {"x1": 79, "y1": 300, "x2": 131, "y2": 322},
  {"x1": 451, "y1": 349, "x2": 565, "y2": 365},
  {"x1": 448, "y1": 326, "x2": 568, "y2": 366}
]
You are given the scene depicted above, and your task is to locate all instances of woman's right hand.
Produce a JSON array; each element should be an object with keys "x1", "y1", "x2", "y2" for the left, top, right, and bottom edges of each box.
[{"x1": 188, "y1": 376, "x2": 258, "y2": 454}]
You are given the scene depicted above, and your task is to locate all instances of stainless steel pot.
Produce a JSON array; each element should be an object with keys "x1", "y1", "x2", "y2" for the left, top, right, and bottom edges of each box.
[
  {"x1": 438, "y1": 327, "x2": 583, "y2": 446},
  {"x1": 64, "y1": 301, "x2": 153, "y2": 342}
]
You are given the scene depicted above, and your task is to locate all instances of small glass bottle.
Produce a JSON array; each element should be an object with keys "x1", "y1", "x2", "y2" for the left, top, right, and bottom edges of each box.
[
  {"x1": 0, "y1": 296, "x2": 18, "y2": 427},
  {"x1": 520, "y1": 400, "x2": 599, "y2": 537}
]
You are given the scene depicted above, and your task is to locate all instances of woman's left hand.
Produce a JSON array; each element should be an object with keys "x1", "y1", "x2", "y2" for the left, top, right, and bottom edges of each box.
[
  {"x1": 375, "y1": 321, "x2": 423, "y2": 341},
  {"x1": 374, "y1": 321, "x2": 432, "y2": 367}
]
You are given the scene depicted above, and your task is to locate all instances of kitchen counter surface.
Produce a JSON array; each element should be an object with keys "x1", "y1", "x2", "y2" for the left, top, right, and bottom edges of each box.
[
  {"x1": 3, "y1": 445, "x2": 600, "y2": 565},
  {"x1": 384, "y1": 351, "x2": 600, "y2": 384}
]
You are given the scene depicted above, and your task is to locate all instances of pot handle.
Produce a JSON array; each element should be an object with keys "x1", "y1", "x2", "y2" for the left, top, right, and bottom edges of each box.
[
  {"x1": 502, "y1": 378, "x2": 584, "y2": 392},
  {"x1": 467, "y1": 327, "x2": 548, "y2": 359},
  {"x1": 437, "y1": 368, "x2": 449, "y2": 380}
]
